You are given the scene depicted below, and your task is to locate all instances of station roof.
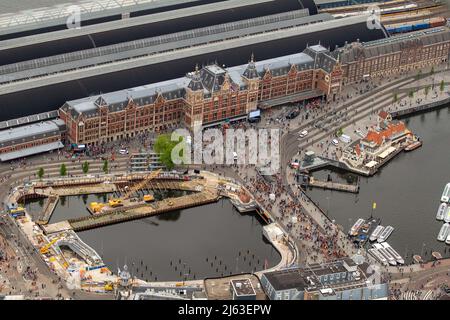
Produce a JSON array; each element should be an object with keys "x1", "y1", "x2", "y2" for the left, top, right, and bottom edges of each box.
[
  {"x1": 0, "y1": 9, "x2": 321, "y2": 84},
  {"x1": 314, "y1": 0, "x2": 352, "y2": 4},
  {"x1": 0, "y1": 0, "x2": 304, "y2": 47},
  {"x1": 0, "y1": 14, "x2": 386, "y2": 121},
  {"x1": 0, "y1": 0, "x2": 204, "y2": 34},
  {"x1": 0, "y1": 119, "x2": 65, "y2": 148},
  {"x1": 0, "y1": 110, "x2": 58, "y2": 130}
]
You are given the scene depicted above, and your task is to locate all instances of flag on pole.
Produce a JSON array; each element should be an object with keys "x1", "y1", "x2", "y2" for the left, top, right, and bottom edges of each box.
[{"x1": 372, "y1": 202, "x2": 377, "y2": 210}]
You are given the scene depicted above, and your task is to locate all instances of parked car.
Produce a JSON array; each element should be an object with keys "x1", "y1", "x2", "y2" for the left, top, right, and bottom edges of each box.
[
  {"x1": 331, "y1": 139, "x2": 339, "y2": 146},
  {"x1": 299, "y1": 130, "x2": 308, "y2": 138},
  {"x1": 119, "y1": 149, "x2": 129, "y2": 155},
  {"x1": 286, "y1": 110, "x2": 300, "y2": 120}
]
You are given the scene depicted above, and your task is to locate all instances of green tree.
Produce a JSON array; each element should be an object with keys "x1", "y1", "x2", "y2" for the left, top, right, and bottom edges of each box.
[
  {"x1": 154, "y1": 134, "x2": 183, "y2": 170},
  {"x1": 82, "y1": 161, "x2": 90, "y2": 174},
  {"x1": 416, "y1": 70, "x2": 422, "y2": 80},
  {"x1": 103, "y1": 160, "x2": 109, "y2": 174},
  {"x1": 60, "y1": 164, "x2": 67, "y2": 176},
  {"x1": 430, "y1": 66, "x2": 435, "y2": 76},
  {"x1": 408, "y1": 90, "x2": 414, "y2": 106},
  {"x1": 336, "y1": 128, "x2": 344, "y2": 137},
  {"x1": 440, "y1": 80, "x2": 445, "y2": 93},
  {"x1": 424, "y1": 85, "x2": 430, "y2": 97},
  {"x1": 393, "y1": 93, "x2": 398, "y2": 104},
  {"x1": 37, "y1": 167, "x2": 44, "y2": 180}
]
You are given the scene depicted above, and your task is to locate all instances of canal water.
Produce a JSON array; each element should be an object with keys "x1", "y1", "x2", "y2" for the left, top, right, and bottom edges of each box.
[
  {"x1": 26, "y1": 195, "x2": 280, "y2": 281},
  {"x1": 306, "y1": 105, "x2": 450, "y2": 263}
]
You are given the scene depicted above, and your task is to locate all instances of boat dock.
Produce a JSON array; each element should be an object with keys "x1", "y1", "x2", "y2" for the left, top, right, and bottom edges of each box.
[
  {"x1": 348, "y1": 217, "x2": 381, "y2": 246},
  {"x1": 306, "y1": 177, "x2": 359, "y2": 193},
  {"x1": 390, "y1": 96, "x2": 450, "y2": 119}
]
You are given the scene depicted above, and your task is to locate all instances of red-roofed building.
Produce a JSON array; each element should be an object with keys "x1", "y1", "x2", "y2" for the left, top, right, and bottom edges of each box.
[
  {"x1": 377, "y1": 110, "x2": 392, "y2": 128},
  {"x1": 361, "y1": 121, "x2": 410, "y2": 156}
]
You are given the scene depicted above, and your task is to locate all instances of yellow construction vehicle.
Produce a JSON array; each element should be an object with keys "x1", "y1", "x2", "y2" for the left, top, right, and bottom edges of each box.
[
  {"x1": 40, "y1": 238, "x2": 59, "y2": 255},
  {"x1": 89, "y1": 202, "x2": 105, "y2": 214},
  {"x1": 143, "y1": 194, "x2": 155, "y2": 203},
  {"x1": 104, "y1": 282, "x2": 114, "y2": 292},
  {"x1": 108, "y1": 199, "x2": 123, "y2": 208}
]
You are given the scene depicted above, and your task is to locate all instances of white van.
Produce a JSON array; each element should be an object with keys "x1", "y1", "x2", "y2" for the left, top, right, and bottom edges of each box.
[
  {"x1": 340, "y1": 134, "x2": 351, "y2": 144},
  {"x1": 233, "y1": 152, "x2": 238, "y2": 161},
  {"x1": 331, "y1": 139, "x2": 339, "y2": 146},
  {"x1": 299, "y1": 130, "x2": 308, "y2": 138}
]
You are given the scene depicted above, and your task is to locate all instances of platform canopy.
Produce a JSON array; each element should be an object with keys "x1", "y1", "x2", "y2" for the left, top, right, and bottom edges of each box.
[{"x1": 0, "y1": 141, "x2": 63, "y2": 162}]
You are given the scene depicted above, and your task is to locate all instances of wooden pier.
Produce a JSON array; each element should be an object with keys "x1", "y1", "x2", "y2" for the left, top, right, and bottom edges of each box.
[
  {"x1": 37, "y1": 195, "x2": 59, "y2": 225},
  {"x1": 43, "y1": 189, "x2": 220, "y2": 234},
  {"x1": 307, "y1": 177, "x2": 359, "y2": 193}
]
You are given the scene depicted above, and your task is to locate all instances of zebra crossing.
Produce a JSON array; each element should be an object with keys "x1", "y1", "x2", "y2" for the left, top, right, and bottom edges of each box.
[{"x1": 399, "y1": 290, "x2": 434, "y2": 300}]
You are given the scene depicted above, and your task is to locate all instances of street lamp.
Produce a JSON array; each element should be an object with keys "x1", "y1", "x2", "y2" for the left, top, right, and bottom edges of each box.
[
  {"x1": 421, "y1": 243, "x2": 426, "y2": 258},
  {"x1": 326, "y1": 196, "x2": 330, "y2": 215}
]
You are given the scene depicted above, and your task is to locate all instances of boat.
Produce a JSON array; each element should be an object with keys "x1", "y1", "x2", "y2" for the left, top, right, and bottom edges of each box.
[
  {"x1": 405, "y1": 140, "x2": 422, "y2": 151},
  {"x1": 437, "y1": 223, "x2": 450, "y2": 242},
  {"x1": 444, "y1": 207, "x2": 450, "y2": 223},
  {"x1": 349, "y1": 218, "x2": 365, "y2": 236},
  {"x1": 369, "y1": 225, "x2": 384, "y2": 242},
  {"x1": 353, "y1": 218, "x2": 381, "y2": 245},
  {"x1": 441, "y1": 183, "x2": 450, "y2": 203},
  {"x1": 377, "y1": 225, "x2": 394, "y2": 243},
  {"x1": 381, "y1": 242, "x2": 404, "y2": 264},
  {"x1": 436, "y1": 203, "x2": 447, "y2": 221},
  {"x1": 373, "y1": 243, "x2": 397, "y2": 266},
  {"x1": 413, "y1": 255, "x2": 423, "y2": 264},
  {"x1": 432, "y1": 252, "x2": 442, "y2": 260},
  {"x1": 368, "y1": 248, "x2": 388, "y2": 266}
]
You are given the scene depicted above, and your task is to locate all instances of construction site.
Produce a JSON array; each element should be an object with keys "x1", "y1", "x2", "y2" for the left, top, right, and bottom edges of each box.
[{"x1": 5, "y1": 169, "x2": 295, "y2": 294}]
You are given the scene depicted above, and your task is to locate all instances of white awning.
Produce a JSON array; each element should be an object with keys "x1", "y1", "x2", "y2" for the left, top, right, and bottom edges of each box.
[
  {"x1": 365, "y1": 160, "x2": 378, "y2": 168},
  {"x1": 378, "y1": 146, "x2": 396, "y2": 159},
  {"x1": 0, "y1": 141, "x2": 63, "y2": 162}
]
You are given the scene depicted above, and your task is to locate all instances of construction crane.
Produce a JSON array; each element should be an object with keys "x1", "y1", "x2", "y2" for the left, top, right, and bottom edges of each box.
[
  {"x1": 40, "y1": 237, "x2": 59, "y2": 254},
  {"x1": 118, "y1": 169, "x2": 162, "y2": 202}
]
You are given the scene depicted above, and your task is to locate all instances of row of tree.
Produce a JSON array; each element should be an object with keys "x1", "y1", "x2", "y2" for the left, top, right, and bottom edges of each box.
[
  {"x1": 36, "y1": 160, "x2": 109, "y2": 179},
  {"x1": 393, "y1": 80, "x2": 446, "y2": 103}
]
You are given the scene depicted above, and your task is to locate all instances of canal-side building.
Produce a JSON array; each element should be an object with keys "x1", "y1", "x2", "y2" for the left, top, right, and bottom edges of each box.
[
  {"x1": 341, "y1": 118, "x2": 412, "y2": 170},
  {"x1": 59, "y1": 45, "x2": 343, "y2": 145},
  {"x1": 0, "y1": 119, "x2": 66, "y2": 162},
  {"x1": 58, "y1": 26, "x2": 450, "y2": 146},
  {"x1": 260, "y1": 258, "x2": 389, "y2": 300},
  {"x1": 336, "y1": 27, "x2": 450, "y2": 84}
]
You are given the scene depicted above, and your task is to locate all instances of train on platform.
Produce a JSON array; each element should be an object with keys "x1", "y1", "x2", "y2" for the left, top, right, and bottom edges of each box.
[
  {"x1": 385, "y1": 16, "x2": 447, "y2": 34},
  {"x1": 332, "y1": 3, "x2": 443, "y2": 18}
]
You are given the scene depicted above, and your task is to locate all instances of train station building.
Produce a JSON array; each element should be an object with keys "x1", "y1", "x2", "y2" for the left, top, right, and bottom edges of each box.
[{"x1": 58, "y1": 44, "x2": 343, "y2": 145}]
